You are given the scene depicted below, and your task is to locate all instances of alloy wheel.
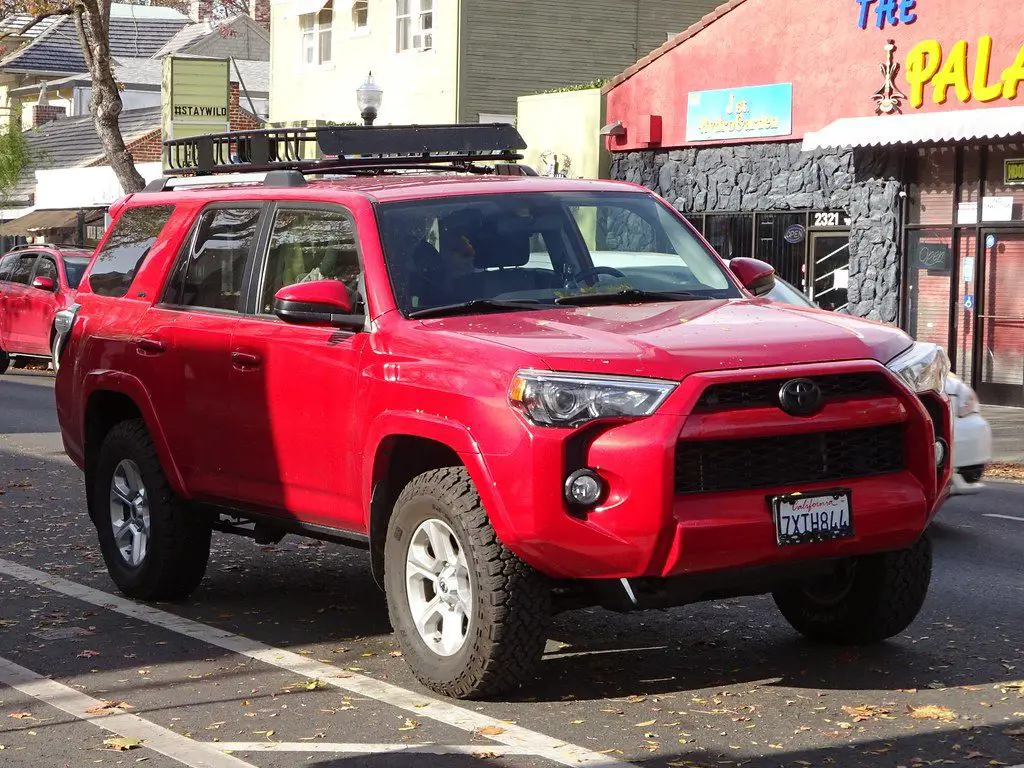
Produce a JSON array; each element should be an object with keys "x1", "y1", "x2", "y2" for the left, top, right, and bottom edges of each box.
[
  {"x1": 405, "y1": 518, "x2": 472, "y2": 657},
  {"x1": 109, "y1": 459, "x2": 151, "y2": 568}
]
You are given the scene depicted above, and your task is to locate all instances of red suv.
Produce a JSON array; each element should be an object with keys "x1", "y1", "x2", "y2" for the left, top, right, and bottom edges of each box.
[
  {"x1": 0, "y1": 244, "x2": 91, "y2": 372},
  {"x1": 54, "y1": 125, "x2": 952, "y2": 699}
]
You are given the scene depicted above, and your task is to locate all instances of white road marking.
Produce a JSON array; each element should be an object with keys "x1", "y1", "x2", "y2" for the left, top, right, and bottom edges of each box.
[
  {"x1": 0, "y1": 558, "x2": 635, "y2": 768},
  {"x1": 216, "y1": 742, "x2": 535, "y2": 755},
  {"x1": 985, "y1": 513, "x2": 1024, "y2": 523},
  {"x1": 0, "y1": 656, "x2": 255, "y2": 768}
]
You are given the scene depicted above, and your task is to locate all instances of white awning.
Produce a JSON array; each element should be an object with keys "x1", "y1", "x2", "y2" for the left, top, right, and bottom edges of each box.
[
  {"x1": 284, "y1": 0, "x2": 333, "y2": 17},
  {"x1": 802, "y1": 106, "x2": 1024, "y2": 151}
]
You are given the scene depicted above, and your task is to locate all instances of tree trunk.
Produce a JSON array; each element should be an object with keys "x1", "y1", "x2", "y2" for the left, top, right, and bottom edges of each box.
[{"x1": 73, "y1": 1, "x2": 145, "y2": 193}]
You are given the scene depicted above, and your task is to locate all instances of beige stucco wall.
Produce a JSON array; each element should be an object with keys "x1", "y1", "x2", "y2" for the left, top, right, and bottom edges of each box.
[
  {"x1": 269, "y1": 0, "x2": 459, "y2": 125},
  {"x1": 516, "y1": 88, "x2": 607, "y2": 180}
]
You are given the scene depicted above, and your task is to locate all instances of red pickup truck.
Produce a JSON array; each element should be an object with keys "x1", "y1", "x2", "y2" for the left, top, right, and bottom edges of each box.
[{"x1": 53, "y1": 125, "x2": 951, "y2": 699}]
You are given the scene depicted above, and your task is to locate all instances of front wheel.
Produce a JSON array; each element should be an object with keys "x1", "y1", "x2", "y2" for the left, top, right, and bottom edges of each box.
[
  {"x1": 773, "y1": 536, "x2": 932, "y2": 645},
  {"x1": 91, "y1": 419, "x2": 211, "y2": 601},
  {"x1": 0, "y1": 348, "x2": 8, "y2": 375},
  {"x1": 384, "y1": 467, "x2": 551, "y2": 699}
]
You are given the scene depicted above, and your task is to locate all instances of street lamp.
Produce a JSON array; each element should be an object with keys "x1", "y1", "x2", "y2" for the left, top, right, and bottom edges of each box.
[{"x1": 356, "y1": 72, "x2": 383, "y2": 126}]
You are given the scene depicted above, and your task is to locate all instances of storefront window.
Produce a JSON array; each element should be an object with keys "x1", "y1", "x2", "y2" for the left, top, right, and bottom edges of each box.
[
  {"x1": 984, "y1": 143, "x2": 1024, "y2": 223},
  {"x1": 906, "y1": 229, "x2": 954, "y2": 350},
  {"x1": 757, "y1": 212, "x2": 806, "y2": 289},
  {"x1": 704, "y1": 214, "x2": 753, "y2": 260},
  {"x1": 909, "y1": 147, "x2": 956, "y2": 226}
]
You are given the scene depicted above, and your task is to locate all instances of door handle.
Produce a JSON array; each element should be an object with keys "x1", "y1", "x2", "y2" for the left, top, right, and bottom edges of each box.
[
  {"x1": 231, "y1": 351, "x2": 262, "y2": 369},
  {"x1": 136, "y1": 337, "x2": 167, "y2": 355}
]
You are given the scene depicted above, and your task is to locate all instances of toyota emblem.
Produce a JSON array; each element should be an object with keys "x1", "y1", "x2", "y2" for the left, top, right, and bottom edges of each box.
[{"x1": 778, "y1": 378, "x2": 823, "y2": 417}]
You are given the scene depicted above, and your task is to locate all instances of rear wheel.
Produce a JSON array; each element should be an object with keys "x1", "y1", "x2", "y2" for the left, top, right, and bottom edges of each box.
[
  {"x1": 0, "y1": 348, "x2": 8, "y2": 375},
  {"x1": 773, "y1": 536, "x2": 932, "y2": 645},
  {"x1": 384, "y1": 467, "x2": 551, "y2": 699},
  {"x1": 91, "y1": 419, "x2": 211, "y2": 601}
]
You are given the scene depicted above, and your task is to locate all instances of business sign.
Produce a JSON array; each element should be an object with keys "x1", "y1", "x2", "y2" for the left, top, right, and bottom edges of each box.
[
  {"x1": 916, "y1": 242, "x2": 951, "y2": 272},
  {"x1": 1007, "y1": 159, "x2": 1024, "y2": 186},
  {"x1": 685, "y1": 84, "x2": 793, "y2": 143},
  {"x1": 162, "y1": 56, "x2": 230, "y2": 144}
]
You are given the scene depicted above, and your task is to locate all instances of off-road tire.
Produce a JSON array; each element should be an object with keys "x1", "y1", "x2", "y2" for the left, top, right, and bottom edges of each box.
[
  {"x1": 0, "y1": 349, "x2": 8, "y2": 375},
  {"x1": 773, "y1": 535, "x2": 932, "y2": 645},
  {"x1": 384, "y1": 467, "x2": 551, "y2": 699},
  {"x1": 92, "y1": 419, "x2": 211, "y2": 601}
]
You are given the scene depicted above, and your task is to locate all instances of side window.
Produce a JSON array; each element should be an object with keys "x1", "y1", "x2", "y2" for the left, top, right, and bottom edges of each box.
[
  {"x1": 9, "y1": 255, "x2": 37, "y2": 285},
  {"x1": 34, "y1": 257, "x2": 58, "y2": 282},
  {"x1": 178, "y1": 207, "x2": 261, "y2": 312},
  {"x1": 0, "y1": 254, "x2": 17, "y2": 282},
  {"x1": 90, "y1": 205, "x2": 175, "y2": 298},
  {"x1": 260, "y1": 207, "x2": 362, "y2": 315}
]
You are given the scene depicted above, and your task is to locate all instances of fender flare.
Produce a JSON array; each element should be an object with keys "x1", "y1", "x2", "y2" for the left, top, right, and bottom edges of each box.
[
  {"x1": 81, "y1": 371, "x2": 188, "y2": 496},
  {"x1": 362, "y1": 411, "x2": 516, "y2": 575}
]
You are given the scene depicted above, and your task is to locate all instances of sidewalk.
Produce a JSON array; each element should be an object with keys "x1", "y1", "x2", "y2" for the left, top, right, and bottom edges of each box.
[{"x1": 981, "y1": 405, "x2": 1024, "y2": 464}]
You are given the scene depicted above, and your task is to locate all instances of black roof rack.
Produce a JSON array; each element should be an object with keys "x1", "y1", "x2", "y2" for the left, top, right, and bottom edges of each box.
[
  {"x1": 6, "y1": 242, "x2": 90, "y2": 253},
  {"x1": 162, "y1": 123, "x2": 531, "y2": 177}
]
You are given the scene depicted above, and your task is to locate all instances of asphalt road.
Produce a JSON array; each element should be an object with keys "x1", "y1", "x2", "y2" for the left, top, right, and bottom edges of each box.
[{"x1": 0, "y1": 369, "x2": 1022, "y2": 768}]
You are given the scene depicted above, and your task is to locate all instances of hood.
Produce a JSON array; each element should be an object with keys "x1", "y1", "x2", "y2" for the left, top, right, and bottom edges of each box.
[{"x1": 423, "y1": 299, "x2": 913, "y2": 380}]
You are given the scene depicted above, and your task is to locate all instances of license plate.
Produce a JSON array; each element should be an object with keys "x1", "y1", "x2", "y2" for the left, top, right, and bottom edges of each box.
[{"x1": 771, "y1": 490, "x2": 853, "y2": 546}]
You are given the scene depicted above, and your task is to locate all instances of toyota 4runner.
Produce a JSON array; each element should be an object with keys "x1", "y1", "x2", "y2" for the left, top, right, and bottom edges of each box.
[{"x1": 54, "y1": 125, "x2": 952, "y2": 699}]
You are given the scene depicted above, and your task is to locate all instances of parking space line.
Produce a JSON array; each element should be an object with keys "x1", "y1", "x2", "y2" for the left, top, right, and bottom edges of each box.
[
  {"x1": 0, "y1": 558, "x2": 635, "y2": 768},
  {"x1": 984, "y1": 513, "x2": 1024, "y2": 523},
  {"x1": 215, "y1": 742, "x2": 535, "y2": 755},
  {"x1": 0, "y1": 656, "x2": 256, "y2": 768}
]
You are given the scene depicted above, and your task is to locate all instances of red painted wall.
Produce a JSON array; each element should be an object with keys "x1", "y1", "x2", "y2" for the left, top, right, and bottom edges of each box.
[{"x1": 605, "y1": 0, "x2": 1024, "y2": 152}]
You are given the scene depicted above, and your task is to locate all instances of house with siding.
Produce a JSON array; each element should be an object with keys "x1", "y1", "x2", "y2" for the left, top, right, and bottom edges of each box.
[{"x1": 269, "y1": 0, "x2": 724, "y2": 125}]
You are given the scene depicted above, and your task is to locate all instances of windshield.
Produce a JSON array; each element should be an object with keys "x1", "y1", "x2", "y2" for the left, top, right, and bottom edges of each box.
[
  {"x1": 63, "y1": 258, "x2": 90, "y2": 289},
  {"x1": 377, "y1": 191, "x2": 739, "y2": 316}
]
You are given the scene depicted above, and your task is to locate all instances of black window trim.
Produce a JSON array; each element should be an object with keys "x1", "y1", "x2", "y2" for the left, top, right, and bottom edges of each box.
[
  {"x1": 158, "y1": 201, "x2": 268, "y2": 316},
  {"x1": 242, "y1": 200, "x2": 368, "y2": 328}
]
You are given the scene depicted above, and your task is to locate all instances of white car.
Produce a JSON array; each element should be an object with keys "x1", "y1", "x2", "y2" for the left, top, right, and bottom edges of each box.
[{"x1": 763, "y1": 277, "x2": 992, "y2": 495}]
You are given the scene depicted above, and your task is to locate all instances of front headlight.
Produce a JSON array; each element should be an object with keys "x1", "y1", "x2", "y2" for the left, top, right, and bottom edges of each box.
[
  {"x1": 509, "y1": 371, "x2": 677, "y2": 427},
  {"x1": 955, "y1": 380, "x2": 981, "y2": 417},
  {"x1": 886, "y1": 342, "x2": 951, "y2": 394}
]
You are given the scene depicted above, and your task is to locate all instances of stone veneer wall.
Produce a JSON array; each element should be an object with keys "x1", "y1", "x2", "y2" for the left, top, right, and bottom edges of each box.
[{"x1": 609, "y1": 143, "x2": 906, "y2": 323}]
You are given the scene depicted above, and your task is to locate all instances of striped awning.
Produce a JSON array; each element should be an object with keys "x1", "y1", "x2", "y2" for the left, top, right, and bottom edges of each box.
[{"x1": 802, "y1": 106, "x2": 1024, "y2": 151}]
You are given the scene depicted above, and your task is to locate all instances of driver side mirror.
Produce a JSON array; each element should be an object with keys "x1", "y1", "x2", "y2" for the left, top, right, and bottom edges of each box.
[
  {"x1": 32, "y1": 275, "x2": 56, "y2": 292},
  {"x1": 273, "y1": 280, "x2": 364, "y2": 330},
  {"x1": 729, "y1": 258, "x2": 776, "y2": 297}
]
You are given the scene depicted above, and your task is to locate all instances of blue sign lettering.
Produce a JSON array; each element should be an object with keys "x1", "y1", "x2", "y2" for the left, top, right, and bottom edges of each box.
[{"x1": 855, "y1": 0, "x2": 917, "y2": 30}]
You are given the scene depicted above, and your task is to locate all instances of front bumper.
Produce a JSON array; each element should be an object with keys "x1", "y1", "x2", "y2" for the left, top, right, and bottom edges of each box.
[{"x1": 482, "y1": 360, "x2": 951, "y2": 580}]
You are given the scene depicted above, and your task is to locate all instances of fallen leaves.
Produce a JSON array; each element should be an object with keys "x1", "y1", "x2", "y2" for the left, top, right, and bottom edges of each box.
[
  {"x1": 76, "y1": 650, "x2": 100, "y2": 659},
  {"x1": 907, "y1": 704, "x2": 957, "y2": 722},
  {"x1": 85, "y1": 701, "x2": 133, "y2": 715},
  {"x1": 282, "y1": 678, "x2": 327, "y2": 693},
  {"x1": 7, "y1": 712, "x2": 33, "y2": 720},
  {"x1": 103, "y1": 736, "x2": 142, "y2": 751},
  {"x1": 473, "y1": 725, "x2": 505, "y2": 737},
  {"x1": 1005, "y1": 725, "x2": 1024, "y2": 738},
  {"x1": 398, "y1": 718, "x2": 419, "y2": 731},
  {"x1": 841, "y1": 704, "x2": 894, "y2": 722},
  {"x1": 634, "y1": 719, "x2": 657, "y2": 727}
]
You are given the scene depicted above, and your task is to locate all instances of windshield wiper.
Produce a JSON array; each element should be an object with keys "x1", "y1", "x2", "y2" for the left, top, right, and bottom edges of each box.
[
  {"x1": 554, "y1": 289, "x2": 703, "y2": 307},
  {"x1": 409, "y1": 298, "x2": 548, "y2": 320}
]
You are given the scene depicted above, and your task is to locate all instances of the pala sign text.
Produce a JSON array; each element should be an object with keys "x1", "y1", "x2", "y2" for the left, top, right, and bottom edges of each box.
[{"x1": 854, "y1": 1, "x2": 1024, "y2": 108}]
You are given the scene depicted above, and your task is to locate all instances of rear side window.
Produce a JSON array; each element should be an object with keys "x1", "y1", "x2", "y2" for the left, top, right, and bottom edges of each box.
[
  {"x1": 63, "y1": 259, "x2": 89, "y2": 288},
  {"x1": 34, "y1": 257, "x2": 58, "y2": 282},
  {"x1": 0, "y1": 254, "x2": 16, "y2": 282},
  {"x1": 9, "y1": 255, "x2": 37, "y2": 285},
  {"x1": 168, "y1": 207, "x2": 261, "y2": 312},
  {"x1": 89, "y1": 205, "x2": 174, "y2": 297}
]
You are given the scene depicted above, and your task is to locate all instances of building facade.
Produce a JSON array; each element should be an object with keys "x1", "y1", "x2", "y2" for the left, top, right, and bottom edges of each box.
[
  {"x1": 268, "y1": 0, "x2": 722, "y2": 125},
  {"x1": 603, "y1": 0, "x2": 1024, "y2": 406}
]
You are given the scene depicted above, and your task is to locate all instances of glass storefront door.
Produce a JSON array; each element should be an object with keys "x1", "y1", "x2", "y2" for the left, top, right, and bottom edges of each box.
[
  {"x1": 809, "y1": 232, "x2": 850, "y2": 311},
  {"x1": 976, "y1": 230, "x2": 1024, "y2": 407}
]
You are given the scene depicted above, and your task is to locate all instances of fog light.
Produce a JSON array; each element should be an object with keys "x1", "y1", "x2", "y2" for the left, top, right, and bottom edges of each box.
[
  {"x1": 565, "y1": 469, "x2": 605, "y2": 507},
  {"x1": 934, "y1": 439, "x2": 948, "y2": 468}
]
